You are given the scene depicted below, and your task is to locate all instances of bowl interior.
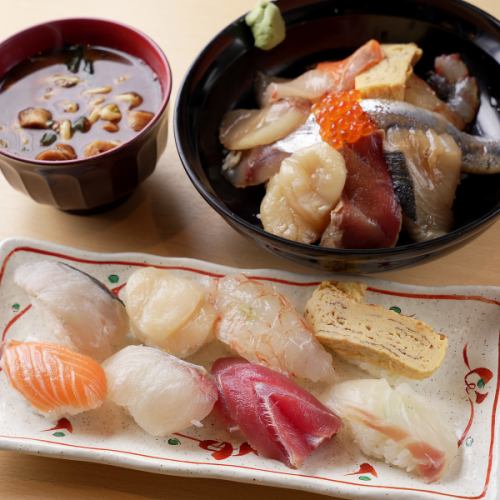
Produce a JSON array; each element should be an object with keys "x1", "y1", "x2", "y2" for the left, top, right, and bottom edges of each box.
[
  {"x1": 0, "y1": 18, "x2": 171, "y2": 95},
  {"x1": 177, "y1": 0, "x2": 500, "y2": 251}
]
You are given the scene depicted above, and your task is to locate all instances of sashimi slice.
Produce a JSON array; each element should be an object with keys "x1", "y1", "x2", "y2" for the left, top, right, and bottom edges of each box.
[
  {"x1": 323, "y1": 379, "x2": 457, "y2": 482},
  {"x1": 212, "y1": 358, "x2": 342, "y2": 468},
  {"x1": 214, "y1": 274, "x2": 335, "y2": 383},
  {"x1": 220, "y1": 98, "x2": 310, "y2": 150},
  {"x1": 321, "y1": 131, "x2": 402, "y2": 248},
  {"x1": 2, "y1": 341, "x2": 107, "y2": 419},
  {"x1": 262, "y1": 40, "x2": 384, "y2": 104}
]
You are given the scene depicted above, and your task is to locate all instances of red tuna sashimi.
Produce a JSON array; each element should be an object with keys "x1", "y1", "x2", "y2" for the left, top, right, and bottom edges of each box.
[
  {"x1": 321, "y1": 131, "x2": 402, "y2": 248},
  {"x1": 212, "y1": 357, "x2": 341, "y2": 468}
]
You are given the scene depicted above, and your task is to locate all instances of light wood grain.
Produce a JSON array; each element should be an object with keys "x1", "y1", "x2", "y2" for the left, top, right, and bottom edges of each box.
[{"x1": 0, "y1": 1, "x2": 498, "y2": 499}]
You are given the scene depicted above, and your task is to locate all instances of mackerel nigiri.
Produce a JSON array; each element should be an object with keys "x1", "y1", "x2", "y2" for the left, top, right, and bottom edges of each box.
[
  {"x1": 212, "y1": 358, "x2": 342, "y2": 469},
  {"x1": 2, "y1": 341, "x2": 107, "y2": 419},
  {"x1": 14, "y1": 261, "x2": 129, "y2": 361}
]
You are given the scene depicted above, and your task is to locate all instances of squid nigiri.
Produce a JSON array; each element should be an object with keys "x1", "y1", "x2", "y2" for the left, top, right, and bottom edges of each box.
[
  {"x1": 2, "y1": 341, "x2": 107, "y2": 419},
  {"x1": 214, "y1": 274, "x2": 335, "y2": 383},
  {"x1": 213, "y1": 358, "x2": 342, "y2": 468},
  {"x1": 323, "y1": 378, "x2": 457, "y2": 482},
  {"x1": 103, "y1": 345, "x2": 217, "y2": 436},
  {"x1": 14, "y1": 261, "x2": 129, "y2": 361},
  {"x1": 124, "y1": 267, "x2": 217, "y2": 358}
]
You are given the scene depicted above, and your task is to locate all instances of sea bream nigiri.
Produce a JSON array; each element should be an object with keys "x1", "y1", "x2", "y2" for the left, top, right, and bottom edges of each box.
[
  {"x1": 14, "y1": 260, "x2": 129, "y2": 361},
  {"x1": 2, "y1": 341, "x2": 107, "y2": 419},
  {"x1": 323, "y1": 379, "x2": 457, "y2": 482},
  {"x1": 214, "y1": 274, "x2": 335, "y2": 383},
  {"x1": 212, "y1": 358, "x2": 342, "y2": 469},
  {"x1": 103, "y1": 345, "x2": 217, "y2": 436}
]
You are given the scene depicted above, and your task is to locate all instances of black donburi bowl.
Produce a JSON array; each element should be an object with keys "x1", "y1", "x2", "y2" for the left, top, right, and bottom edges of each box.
[{"x1": 175, "y1": 0, "x2": 500, "y2": 273}]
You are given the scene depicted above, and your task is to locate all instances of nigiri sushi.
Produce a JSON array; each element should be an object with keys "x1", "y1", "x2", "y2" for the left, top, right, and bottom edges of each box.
[
  {"x1": 103, "y1": 345, "x2": 217, "y2": 436},
  {"x1": 14, "y1": 261, "x2": 129, "y2": 361},
  {"x1": 214, "y1": 274, "x2": 335, "y2": 383},
  {"x1": 323, "y1": 379, "x2": 457, "y2": 482},
  {"x1": 212, "y1": 358, "x2": 342, "y2": 468},
  {"x1": 2, "y1": 341, "x2": 107, "y2": 419},
  {"x1": 124, "y1": 268, "x2": 217, "y2": 358}
]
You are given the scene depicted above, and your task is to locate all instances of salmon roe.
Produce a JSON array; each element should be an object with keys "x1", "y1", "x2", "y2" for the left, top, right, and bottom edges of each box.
[{"x1": 312, "y1": 89, "x2": 376, "y2": 149}]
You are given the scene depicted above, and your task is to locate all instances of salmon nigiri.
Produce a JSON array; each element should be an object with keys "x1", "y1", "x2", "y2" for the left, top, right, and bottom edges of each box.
[{"x1": 2, "y1": 341, "x2": 107, "y2": 419}]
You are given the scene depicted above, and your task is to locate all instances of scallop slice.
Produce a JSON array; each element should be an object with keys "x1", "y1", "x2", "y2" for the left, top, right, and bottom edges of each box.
[
  {"x1": 125, "y1": 267, "x2": 216, "y2": 358},
  {"x1": 260, "y1": 142, "x2": 347, "y2": 244},
  {"x1": 220, "y1": 98, "x2": 309, "y2": 150}
]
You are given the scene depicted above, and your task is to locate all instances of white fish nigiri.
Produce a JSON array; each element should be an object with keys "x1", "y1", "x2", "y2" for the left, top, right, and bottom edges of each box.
[
  {"x1": 323, "y1": 379, "x2": 457, "y2": 482},
  {"x1": 214, "y1": 274, "x2": 335, "y2": 383},
  {"x1": 124, "y1": 267, "x2": 217, "y2": 358},
  {"x1": 103, "y1": 345, "x2": 218, "y2": 436},
  {"x1": 14, "y1": 261, "x2": 129, "y2": 361}
]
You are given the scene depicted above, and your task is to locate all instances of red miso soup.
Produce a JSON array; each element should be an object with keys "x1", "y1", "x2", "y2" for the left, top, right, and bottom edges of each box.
[{"x1": 0, "y1": 45, "x2": 162, "y2": 161}]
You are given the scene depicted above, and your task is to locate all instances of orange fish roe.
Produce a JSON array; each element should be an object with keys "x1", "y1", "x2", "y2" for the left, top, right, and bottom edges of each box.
[{"x1": 312, "y1": 89, "x2": 376, "y2": 149}]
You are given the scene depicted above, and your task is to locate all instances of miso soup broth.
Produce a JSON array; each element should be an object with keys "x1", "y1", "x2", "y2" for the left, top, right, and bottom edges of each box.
[{"x1": 0, "y1": 45, "x2": 162, "y2": 161}]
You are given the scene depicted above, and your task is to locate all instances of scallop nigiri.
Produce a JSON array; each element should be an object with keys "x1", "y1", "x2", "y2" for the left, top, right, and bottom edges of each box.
[
  {"x1": 103, "y1": 345, "x2": 217, "y2": 436},
  {"x1": 214, "y1": 274, "x2": 335, "y2": 383},
  {"x1": 323, "y1": 379, "x2": 457, "y2": 482},
  {"x1": 213, "y1": 358, "x2": 342, "y2": 468},
  {"x1": 2, "y1": 341, "x2": 107, "y2": 419},
  {"x1": 14, "y1": 260, "x2": 129, "y2": 361},
  {"x1": 124, "y1": 267, "x2": 217, "y2": 358}
]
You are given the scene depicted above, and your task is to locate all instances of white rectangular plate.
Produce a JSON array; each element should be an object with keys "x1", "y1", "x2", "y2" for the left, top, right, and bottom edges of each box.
[{"x1": 0, "y1": 237, "x2": 498, "y2": 500}]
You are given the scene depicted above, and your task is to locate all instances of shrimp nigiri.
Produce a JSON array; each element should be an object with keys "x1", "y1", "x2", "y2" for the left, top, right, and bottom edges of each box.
[
  {"x1": 103, "y1": 345, "x2": 217, "y2": 436},
  {"x1": 124, "y1": 267, "x2": 217, "y2": 358},
  {"x1": 14, "y1": 261, "x2": 129, "y2": 361},
  {"x1": 323, "y1": 379, "x2": 457, "y2": 482},
  {"x1": 213, "y1": 358, "x2": 342, "y2": 468},
  {"x1": 2, "y1": 341, "x2": 107, "y2": 419},
  {"x1": 214, "y1": 274, "x2": 335, "y2": 383}
]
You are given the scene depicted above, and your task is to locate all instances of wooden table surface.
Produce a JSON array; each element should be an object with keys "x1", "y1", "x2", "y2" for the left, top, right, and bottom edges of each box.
[{"x1": 0, "y1": 0, "x2": 498, "y2": 498}]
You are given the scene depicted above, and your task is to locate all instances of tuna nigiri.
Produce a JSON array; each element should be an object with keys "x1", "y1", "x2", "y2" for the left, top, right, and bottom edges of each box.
[
  {"x1": 124, "y1": 268, "x2": 217, "y2": 358},
  {"x1": 2, "y1": 341, "x2": 107, "y2": 419},
  {"x1": 212, "y1": 358, "x2": 342, "y2": 468},
  {"x1": 103, "y1": 345, "x2": 217, "y2": 436},
  {"x1": 14, "y1": 261, "x2": 129, "y2": 361},
  {"x1": 323, "y1": 379, "x2": 457, "y2": 482},
  {"x1": 214, "y1": 274, "x2": 335, "y2": 383}
]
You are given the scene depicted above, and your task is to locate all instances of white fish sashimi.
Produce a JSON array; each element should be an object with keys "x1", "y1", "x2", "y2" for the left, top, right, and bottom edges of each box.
[
  {"x1": 103, "y1": 345, "x2": 218, "y2": 436},
  {"x1": 124, "y1": 268, "x2": 216, "y2": 358},
  {"x1": 14, "y1": 261, "x2": 129, "y2": 361},
  {"x1": 219, "y1": 98, "x2": 310, "y2": 150},
  {"x1": 214, "y1": 274, "x2": 335, "y2": 383},
  {"x1": 323, "y1": 379, "x2": 457, "y2": 482}
]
